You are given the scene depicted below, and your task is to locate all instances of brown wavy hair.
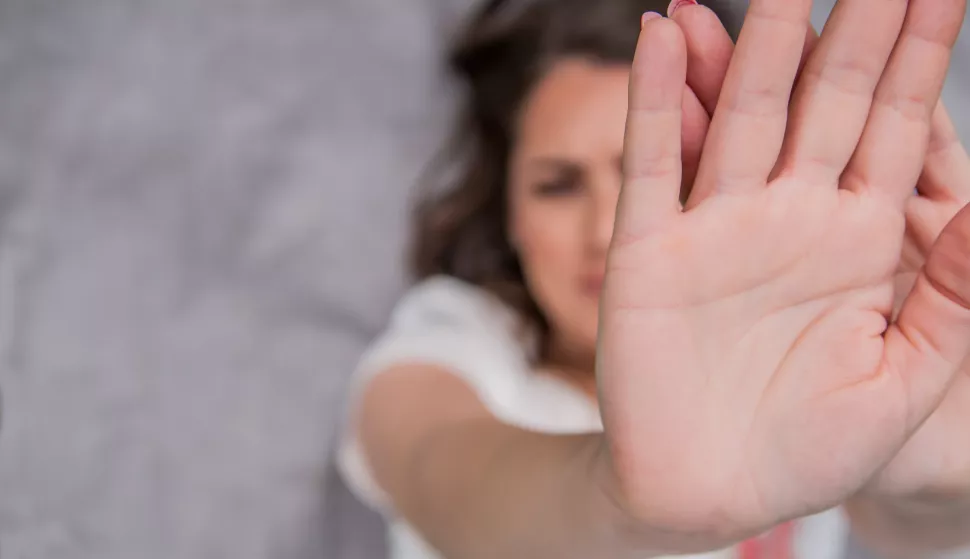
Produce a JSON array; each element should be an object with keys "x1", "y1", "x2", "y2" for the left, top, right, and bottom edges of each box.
[{"x1": 411, "y1": 0, "x2": 739, "y2": 358}]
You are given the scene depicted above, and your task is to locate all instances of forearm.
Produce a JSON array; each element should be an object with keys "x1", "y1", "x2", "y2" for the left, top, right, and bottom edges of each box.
[
  {"x1": 360, "y1": 368, "x2": 734, "y2": 557},
  {"x1": 391, "y1": 417, "x2": 720, "y2": 559},
  {"x1": 393, "y1": 420, "x2": 641, "y2": 559},
  {"x1": 846, "y1": 495, "x2": 970, "y2": 558}
]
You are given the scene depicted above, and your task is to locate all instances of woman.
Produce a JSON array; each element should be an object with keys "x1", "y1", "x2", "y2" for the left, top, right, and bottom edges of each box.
[{"x1": 339, "y1": 0, "x2": 970, "y2": 557}]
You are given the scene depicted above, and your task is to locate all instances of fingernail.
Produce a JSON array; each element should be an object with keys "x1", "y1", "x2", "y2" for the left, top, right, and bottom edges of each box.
[
  {"x1": 667, "y1": 0, "x2": 698, "y2": 17},
  {"x1": 641, "y1": 11, "x2": 662, "y2": 28}
]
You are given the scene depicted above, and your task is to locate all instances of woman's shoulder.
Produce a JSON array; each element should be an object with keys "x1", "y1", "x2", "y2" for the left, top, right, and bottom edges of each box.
[
  {"x1": 394, "y1": 275, "x2": 511, "y2": 318},
  {"x1": 356, "y1": 275, "x2": 532, "y2": 381},
  {"x1": 338, "y1": 277, "x2": 540, "y2": 513},
  {"x1": 388, "y1": 275, "x2": 527, "y2": 342}
]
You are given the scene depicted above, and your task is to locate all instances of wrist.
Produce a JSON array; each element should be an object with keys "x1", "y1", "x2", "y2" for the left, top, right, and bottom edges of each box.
[
  {"x1": 585, "y1": 437, "x2": 652, "y2": 557},
  {"x1": 585, "y1": 436, "x2": 739, "y2": 557}
]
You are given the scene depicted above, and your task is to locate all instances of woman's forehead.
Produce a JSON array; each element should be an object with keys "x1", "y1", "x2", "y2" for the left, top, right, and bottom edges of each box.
[{"x1": 515, "y1": 59, "x2": 630, "y2": 159}]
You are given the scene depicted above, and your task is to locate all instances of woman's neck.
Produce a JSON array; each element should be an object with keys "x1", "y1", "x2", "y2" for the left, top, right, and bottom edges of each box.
[{"x1": 544, "y1": 337, "x2": 598, "y2": 399}]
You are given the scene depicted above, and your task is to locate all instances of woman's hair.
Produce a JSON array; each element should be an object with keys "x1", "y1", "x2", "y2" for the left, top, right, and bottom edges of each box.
[{"x1": 412, "y1": 0, "x2": 737, "y2": 358}]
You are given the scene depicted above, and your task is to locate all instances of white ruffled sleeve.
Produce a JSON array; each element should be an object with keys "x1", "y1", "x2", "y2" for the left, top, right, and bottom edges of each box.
[{"x1": 336, "y1": 276, "x2": 531, "y2": 513}]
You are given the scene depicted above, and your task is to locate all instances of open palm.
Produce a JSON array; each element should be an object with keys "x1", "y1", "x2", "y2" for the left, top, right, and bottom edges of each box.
[{"x1": 596, "y1": 0, "x2": 970, "y2": 542}]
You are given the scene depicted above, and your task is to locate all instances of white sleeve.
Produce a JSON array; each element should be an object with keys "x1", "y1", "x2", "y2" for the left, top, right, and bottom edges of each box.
[{"x1": 336, "y1": 276, "x2": 531, "y2": 514}]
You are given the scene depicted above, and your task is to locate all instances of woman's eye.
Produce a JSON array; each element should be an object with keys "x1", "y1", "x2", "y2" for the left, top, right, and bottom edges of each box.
[{"x1": 534, "y1": 178, "x2": 580, "y2": 197}]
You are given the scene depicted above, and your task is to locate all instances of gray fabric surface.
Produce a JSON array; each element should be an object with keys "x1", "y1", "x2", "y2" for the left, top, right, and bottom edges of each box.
[
  {"x1": 0, "y1": 0, "x2": 472, "y2": 557},
  {"x1": 0, "y1": 1, "x2": 966, "y2": 559}
]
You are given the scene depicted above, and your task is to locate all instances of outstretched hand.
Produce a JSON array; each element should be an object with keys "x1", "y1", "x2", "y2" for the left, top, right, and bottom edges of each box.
[
  {"x1": 672, "y1": 0, "x2": 970, "y2": 509},
  {"x1": 595, "y1": 0, "x2": 970, "y2": 547}
]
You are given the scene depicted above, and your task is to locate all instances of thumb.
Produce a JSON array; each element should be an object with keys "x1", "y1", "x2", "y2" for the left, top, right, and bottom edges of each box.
[{"x1": 883, "y1": 202, "x2": 970, "y2": 431}]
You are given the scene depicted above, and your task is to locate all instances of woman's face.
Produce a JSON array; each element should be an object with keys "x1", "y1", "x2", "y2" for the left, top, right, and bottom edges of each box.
[{"x1": 508, "y1": 58, "x2": 630, "y2": 357}]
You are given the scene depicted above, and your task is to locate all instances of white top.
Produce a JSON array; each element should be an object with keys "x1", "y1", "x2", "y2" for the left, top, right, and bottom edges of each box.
[{"x1": 337, "y1": 276, "x2": 849, "y2": 559}]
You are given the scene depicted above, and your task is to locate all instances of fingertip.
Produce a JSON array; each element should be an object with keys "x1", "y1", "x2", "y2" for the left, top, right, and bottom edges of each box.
[
  {"x1": 668, "y1": 3, "x2": 734, "y2": 115},
  {"x1": 634, "y1": 15, "x2": 687, "y2": 64},
  {"x1": 668, "y1": 1, "x2": 720, "y2": 31},
  {"x1": 641, "y1": 11, "x2": 663, "y2": 29},
  {"x1": 628, "y1": 16, "x2": 688, "y2": 130},
  {"x1": 668, "y1": 1, "x2": 732, "y2": 50},
  {"x1": 666, "y1": 0, "x2": 697, "y2": 18},
  {"x1": 631, "y1": 18, "x2": 687, "y2": 108}
]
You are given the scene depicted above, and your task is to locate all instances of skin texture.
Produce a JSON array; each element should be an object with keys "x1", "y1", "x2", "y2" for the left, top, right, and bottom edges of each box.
[
  {"x1": 355, "y1": 0, "x2": 970, "y2": 556},
  {"x1": 669, "y1": 3, "x2": 970, "y2": 554},
  {"x1": 601, "y1": 0, "x2": 970, "y2": 535}
]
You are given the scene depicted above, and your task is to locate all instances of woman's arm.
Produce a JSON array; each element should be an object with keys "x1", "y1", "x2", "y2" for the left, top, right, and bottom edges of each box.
[
  {"x1": 353, "y1": 0, "x2": 970, "y2": 555},
  {"x1": 357, "y1": 365, "x2": 684, "y2": 559},
  {"x1": 846, "y1": 496, "x2": 970, "y2": 558}
]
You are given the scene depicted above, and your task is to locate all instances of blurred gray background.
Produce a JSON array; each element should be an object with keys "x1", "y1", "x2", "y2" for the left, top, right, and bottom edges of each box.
[{"x1": 0, "y1": 1, "x2": 966, "y2": 558}]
